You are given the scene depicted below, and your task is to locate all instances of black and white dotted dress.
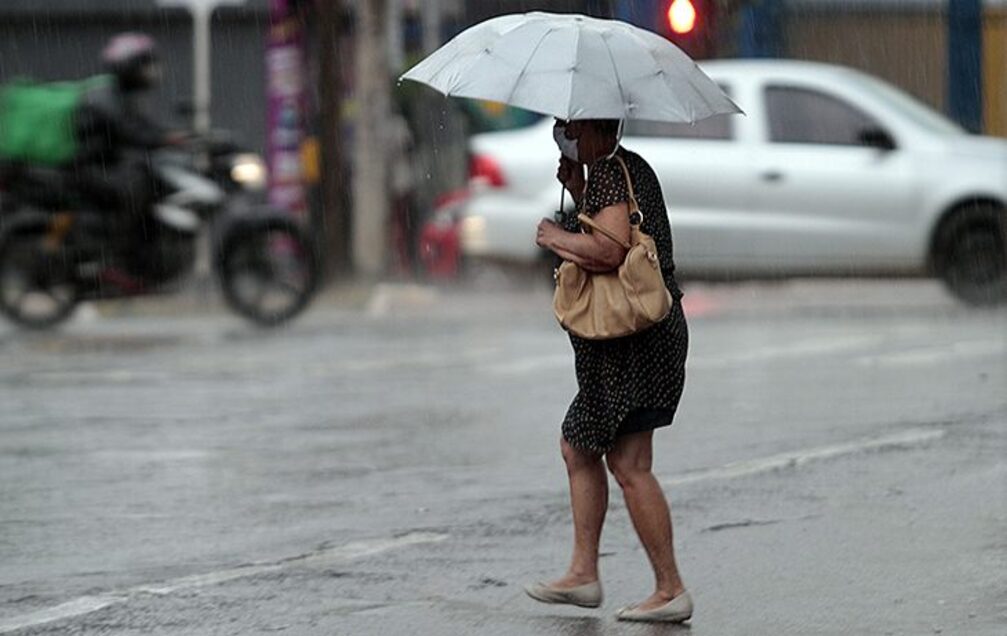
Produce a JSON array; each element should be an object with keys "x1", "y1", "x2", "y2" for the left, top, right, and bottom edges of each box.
[{"x1": 559, "y1": 146, "x2": 689, "y2": 455}]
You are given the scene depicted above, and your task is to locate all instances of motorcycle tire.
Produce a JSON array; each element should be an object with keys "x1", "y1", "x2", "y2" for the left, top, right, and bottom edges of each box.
[
  {"x1": 218, "y1": 219, "x2": 319, "y2": 327},
  {"x1": 0, "y1": 228, "x2": 80, "y2": 329}
]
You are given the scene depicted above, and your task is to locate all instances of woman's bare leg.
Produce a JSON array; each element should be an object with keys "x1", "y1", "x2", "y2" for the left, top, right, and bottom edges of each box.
[
  {"x1": 549, "y1": 436, "x2": 608, "y2": 587},
  {"x1": 606, "y1": 430, "x2": 686, "y2": 609}
]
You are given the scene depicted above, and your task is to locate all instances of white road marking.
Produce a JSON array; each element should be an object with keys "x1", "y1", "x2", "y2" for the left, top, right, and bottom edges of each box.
[
  {"x1": 338, "y1": 346, "x2": 500, "y2": 372},
  {"x1": 0, "y1": 596, "x2": 127, "y2": 635},
  {"x1": 0, "y1": 532, "x2": 448, "y2": 634},
  {"x1": 481, "y1": 335, "x2": 883, "y2": 377},
  {"x1": 26, "y1": 370, "x2": 167, "y2": 384},
  {"x1": 663, "y1": 427, "x2": 946, "y2": 487},
  {"x1": 14, "y1": 334, "x2": 901, "y2": 385},
  {"x1": 690, "y1": 334, "x2": 881, "y2": 369},
  {"x1": 248, "y1": 333, "x2": 889, "y2": 380},
  {"x1": 484, "y1": 354, "x2": 572, "y2": 376},
  {"x1": 855, "y1": 339, "x2": 1007, "y2": 368}
]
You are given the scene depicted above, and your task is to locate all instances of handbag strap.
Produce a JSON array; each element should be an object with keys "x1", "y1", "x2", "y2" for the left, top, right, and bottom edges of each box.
[
  {"x1": 577, "y1": 213, "x2": 631, "y2": 250},
  {"x1": 611, "y1": 155, "x2": 641, "y2": 217},
  {"x1": 576, "y1": 153, "x2": 640, "y2": 250}
]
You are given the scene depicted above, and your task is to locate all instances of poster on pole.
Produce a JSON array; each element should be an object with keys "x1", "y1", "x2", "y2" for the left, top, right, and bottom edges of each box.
[{"x1": 266, "y1": 0, "x2": 308, "y2": 216}]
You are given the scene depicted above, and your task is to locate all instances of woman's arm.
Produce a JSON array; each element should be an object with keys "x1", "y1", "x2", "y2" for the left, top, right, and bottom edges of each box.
[{"x1": 537, "y1": 202, "x2": 631, "y2": 272}]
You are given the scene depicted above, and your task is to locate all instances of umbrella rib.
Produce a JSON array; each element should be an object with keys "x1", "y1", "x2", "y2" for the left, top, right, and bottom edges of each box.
[
  {"x1": 641, "y1": 47, "x2": 701, "y2": 122},
  {"x1": 600, "y1": 34, "x2": 629, "y2": 120},
  {"x1": 503, "y1": 27, "x2": 554, "y2": 107},
  {"x1": 624, "y1": 27, "x2": 739, "y2": 121},
  {"x1": 562, "y1": 25, "x2": 581, "y2": 121},
  {"x1": 424, "y1": 45, "x2": 472, "y2": 94},
  {"x1": 609, "y1": 27, "x2": 706, "y2": 121},
  {"x1": 411, "y1": 19, "x2": 510, "y2": 90}
]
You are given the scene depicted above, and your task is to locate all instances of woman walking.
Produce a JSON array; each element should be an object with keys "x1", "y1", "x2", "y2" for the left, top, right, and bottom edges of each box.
[
  {"x1": 399, "y1": 9, "x2": 738, "y2": 624},
  {"x1": 526, "y1": 117, "x2": 692, "y2": 623}
]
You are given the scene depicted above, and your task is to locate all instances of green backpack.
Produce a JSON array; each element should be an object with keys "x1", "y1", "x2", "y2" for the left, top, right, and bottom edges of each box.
[{"x1": 0, "y1": 75, "x2": 110, "y2": 166}]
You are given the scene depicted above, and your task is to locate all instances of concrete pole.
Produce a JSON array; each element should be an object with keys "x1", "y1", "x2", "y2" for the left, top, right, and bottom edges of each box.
[
  {"x1": 421, "y1": 0, "x2": 440, "y2": 54},
  {"x1": 738, "y1": 0, "x2": 784, "y2": 59},
  {"x1": 191, "y1": 3, "x2": 212, "y2": 133},
  {"x1": 387, "y1": 0, "x2": 404, "y2": 73},
  {"x1": 159, "y1": 0, "x2": 244, "y2": 290},
  {"x1": 947, "y1": 0, "x2": 984, "y2": 133},
  {"x1": 317, "y1": 0, "x2": 351, "y2": 275},
  {"x1": 352, "y1": 0, "x2": 391, "y2": 276},
  {"x1": 157, "y1": 0, "x2": 246, "y2": 132}
]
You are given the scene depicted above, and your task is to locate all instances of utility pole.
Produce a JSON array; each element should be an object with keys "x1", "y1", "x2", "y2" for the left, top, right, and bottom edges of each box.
[
  {"x1": 421, "y1": 0, "x2": 440, "y2": 54},
  {"x1": 947, "y1": 0, "x2": 984, "y2": 133},
  {"x1": 387, "y1": 0, "x2": 405, "y2": 72},
  {"x1": 317, "y1": 0, "x2": 351, "y2": 275},
  {"x1": 157, "y1": 0, "x2": 247, "y2": 132},
  {"x1": 352, "y1": 0, "x2": 391, "y2": 276},
  {"x1": 158, "y1": 0, "x2": 246, "y2": 292},
  {"x1": 738, "y1": 0, "x2": 784, "y2": 59}
]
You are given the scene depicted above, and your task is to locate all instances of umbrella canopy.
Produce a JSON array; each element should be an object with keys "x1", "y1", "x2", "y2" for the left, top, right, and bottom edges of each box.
[{"x1": 400, "y1": 12, "x2": 742, "y2": 124}]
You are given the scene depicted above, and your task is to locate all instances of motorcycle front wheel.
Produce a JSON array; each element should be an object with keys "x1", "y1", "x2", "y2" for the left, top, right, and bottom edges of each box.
[
  {"x1": 218, "y1": 220, "x2": 319, "y2": 327},
  {"x1": 0, "y1": 228, "x2": 80, "y2": 329}
]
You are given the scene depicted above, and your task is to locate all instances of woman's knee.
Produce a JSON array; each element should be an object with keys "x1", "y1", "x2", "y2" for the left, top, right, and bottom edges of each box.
[
  {"x1": 561, "y1": 437, "x2": 599, "y2": 471},
  {"x1": 605, "y1": 451, "x2": 651, "y2": 490}
]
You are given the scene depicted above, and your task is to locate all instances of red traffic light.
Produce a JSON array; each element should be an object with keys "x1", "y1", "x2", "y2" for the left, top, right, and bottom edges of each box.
[{"x1": 668, "y1": 0, "x2": 697, "y2": 35}]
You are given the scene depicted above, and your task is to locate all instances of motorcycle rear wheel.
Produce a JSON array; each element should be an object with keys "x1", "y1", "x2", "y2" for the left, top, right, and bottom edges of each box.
[
  {"x1": 218, "y1": 220, "x2": 319, "y2": 327},
  {"x1": 0, "y1": 229, "x2": 80, "y2": 329}
]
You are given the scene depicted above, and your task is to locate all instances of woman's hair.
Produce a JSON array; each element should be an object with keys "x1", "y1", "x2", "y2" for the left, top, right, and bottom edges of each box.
[{"x1": 589, "y1": 119, "x2": 621, "y2": 137}]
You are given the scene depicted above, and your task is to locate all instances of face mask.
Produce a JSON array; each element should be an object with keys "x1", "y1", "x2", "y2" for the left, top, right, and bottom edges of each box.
[{"x1": 553, "y1": 123, "x2": 580, "y2": 162}]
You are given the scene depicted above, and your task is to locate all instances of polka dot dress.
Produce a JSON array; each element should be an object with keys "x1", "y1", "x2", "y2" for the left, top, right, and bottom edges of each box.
[{"x1": 558, "y1": 147, "x2": 689, "y2": 455}]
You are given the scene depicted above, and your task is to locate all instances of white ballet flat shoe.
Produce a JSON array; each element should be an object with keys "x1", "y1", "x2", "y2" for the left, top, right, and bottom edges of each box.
[
  {"x1": 523, "y1": 580, "x2": 603, "y2": 608},
  {"x1": 616, "y1": 590, "x2": 693, "y2": 623}
]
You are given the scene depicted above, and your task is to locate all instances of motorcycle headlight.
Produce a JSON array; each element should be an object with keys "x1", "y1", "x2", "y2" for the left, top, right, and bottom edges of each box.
[
  {"x1": 230, "y1": 153, "x2": 267, "y2": 191},
  {"x1": 460, "y1": 215, "x2": 488, "y2": 251}
]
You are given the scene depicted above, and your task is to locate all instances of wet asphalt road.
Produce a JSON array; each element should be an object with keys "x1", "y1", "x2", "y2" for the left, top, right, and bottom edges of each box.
[{"x1": 0, "y1": 279, "x2": 1005, "y2": 635}]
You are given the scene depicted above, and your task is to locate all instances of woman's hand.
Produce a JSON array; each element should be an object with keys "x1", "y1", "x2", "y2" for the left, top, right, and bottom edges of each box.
[
  {"x1": 536, "y1": 218, "x2": 563, "y2": 250},
  {"x1": 557, "y1": 156, "x2": 585, "y2": 202},
  {"x1": 538, "y1": 203, "x2": 630, "y2": 271}
]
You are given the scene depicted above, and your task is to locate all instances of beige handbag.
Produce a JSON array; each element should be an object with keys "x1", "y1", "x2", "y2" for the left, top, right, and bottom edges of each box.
[{"x1": 553, "y1": 156, "x2": 672, "y2": 340}]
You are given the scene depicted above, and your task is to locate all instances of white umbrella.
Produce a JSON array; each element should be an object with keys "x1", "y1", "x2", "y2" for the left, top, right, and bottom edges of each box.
[{"x1": 400, "y1": 12, "x2": 742, "y2": 123}]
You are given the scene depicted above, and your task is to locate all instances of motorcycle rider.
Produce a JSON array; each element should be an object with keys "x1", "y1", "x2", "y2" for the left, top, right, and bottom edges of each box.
[{"x1": 72, "y1": 33, "x2": 186, "y2": 269}]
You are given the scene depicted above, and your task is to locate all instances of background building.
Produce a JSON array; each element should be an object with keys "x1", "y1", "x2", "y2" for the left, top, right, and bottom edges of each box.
[
  {"x1": 4, "y1": 0, "x2": 1002, "y2": 158},
  {"x1": 0, "y1": 0, "x2": 271, "y2": 151},
  {"x1": 783, "y1": 0, "x2": 1006, "y2": 136}
]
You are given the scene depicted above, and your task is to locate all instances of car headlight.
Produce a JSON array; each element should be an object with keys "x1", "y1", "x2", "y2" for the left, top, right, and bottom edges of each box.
[{"x1": 230, "y1": 153, "x2": 267, "y2": 191}]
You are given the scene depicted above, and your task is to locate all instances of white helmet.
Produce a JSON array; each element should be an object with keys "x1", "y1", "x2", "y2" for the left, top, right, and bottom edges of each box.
[{"x1": 102, "y1": 33, "x2": 160, "y2": 90}]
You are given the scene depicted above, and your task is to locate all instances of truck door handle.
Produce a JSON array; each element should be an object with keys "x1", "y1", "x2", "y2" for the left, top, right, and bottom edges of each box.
[{"x1": 761, "y1": 170, "x2": 784, "y2": 183}]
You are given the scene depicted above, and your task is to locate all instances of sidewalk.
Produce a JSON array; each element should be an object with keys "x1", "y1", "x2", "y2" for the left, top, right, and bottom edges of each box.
[{"x1": 91, "y1": 279, "x2": 428, "y2": 320}]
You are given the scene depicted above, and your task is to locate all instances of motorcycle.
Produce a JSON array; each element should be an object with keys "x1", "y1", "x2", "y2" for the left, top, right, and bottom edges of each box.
[{"x1": 0, "y1": 132, "x2": 319, "y2": 329}]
